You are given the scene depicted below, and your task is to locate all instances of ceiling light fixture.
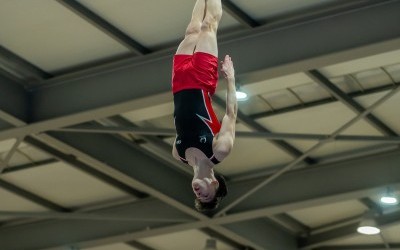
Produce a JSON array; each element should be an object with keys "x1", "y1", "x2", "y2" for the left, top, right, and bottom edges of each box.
[
  {"x1": 236, "y1": 90, "x2": 248, "y2": 100},
  {"x1": 380, "y1": 187, "x2": 398, "y2": 205},
  {"x1": 235, "y1": 85, "x2": 248, "y2": 101},
  {"x1": 357, "y1": 212, "x2": 381, "y2": 235}
]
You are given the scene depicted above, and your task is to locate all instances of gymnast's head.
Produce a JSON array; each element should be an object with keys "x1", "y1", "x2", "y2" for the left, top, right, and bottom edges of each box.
[{"x1": 193, "y1": 174, "x2": 227, "y2": 212}]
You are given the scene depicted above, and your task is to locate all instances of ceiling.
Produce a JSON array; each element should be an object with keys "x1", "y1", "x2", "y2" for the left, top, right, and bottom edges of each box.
[{"x1": 1, "y1": 0, "x2": 400, "y2": 249}]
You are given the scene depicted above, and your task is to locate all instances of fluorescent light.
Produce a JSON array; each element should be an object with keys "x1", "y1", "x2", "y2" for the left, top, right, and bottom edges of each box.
[
  {"x1": 357, "y1": 226, "x2": 381, "y2": 235},
  {"x1": 357, "y1": 213, "x2": 381, "y2": 236},
  {"x1": 380, "y1": 187, "x2": 398, "y2": 205},
  {"x1": 236, "y1": 91, "x2": 248, "y2": 101},
  {"x1": 380, "y1": 196, "x2": 398, "y2": 204}
]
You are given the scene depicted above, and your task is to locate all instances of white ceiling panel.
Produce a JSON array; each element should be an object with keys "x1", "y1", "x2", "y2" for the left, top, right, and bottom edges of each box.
[
  {"x1": 140, "y1": 114, "x2": 175, "y2": 130},
  {"x1": 319, "y1": 49, "x2": 400, "y2": 78},
  {"x1": 231, "y1": 0, "x2": 337, "y2": 20},
  {"x1": 2, "y1": 150, "x2": 32, "y2": 168},
  {"x1": 238, "y1": 95, "x2": 272, "y2": 116},
  {"x1": 240, "y1": 73, "x2": 312, "y2": 97},
  {"x1": 78, "y1": 0, "x2": 240, "y2": 48},
  {"x1": 0, "y1": 0, "x2": 129, "y2": 72},
  {"x1": 384, "y1": 223, "x2": 400, "y2": 243},
  {"x1": 290, "y1": 82, "x2": 332, "y2": 103},
  {"x1": 329, "y1": 75, "x2": 363, "y2": 94},
  {"x1": 261, "y1": 89, "x2": 301, "y2": 110},
  {"x1": 0, "y1": 142, "x2": 44, "y2": 168},
  {"x1": 255, "y1": 101, "x2": 374, "y2": 134},
  {"x1": 0, "y1": 188, "x2": 47, "y2": 221},
  {"x1": 122, "y1": 102, "x2": 174, "y2": 123},
  {"x1": 1, "y1": 162, "x2": 131, "y2": 208},
  {"x1": 0, "y1": 188, "x2": 47, "y2": 212},
  {"x1": 0, "y1": 138, "x2": 16, "y2": 154},
  {"x1": 2, "y1": 145, "x2": 52, "y2": 168},
  {"x1": 353, "y1": 68, "x2": 393, "y2": 90},
  {"x1": 385, "y1": 63, "x2": 400, "y2": 82},
  {"x1": 288, "y1": 200, "x2": 366, "y2": 228},
  {"x1": 310, "y1": 141, "x2": 388, "y2": 159},
  {"x1": 256, "y1": 101, "x2": 383, "y2": 155},
  {"x1": 138, "y1": 229, "x2": 234, "y2": 250},
  {"x1": 11, "y1": 145, "x2": 52, "y2": 165}
]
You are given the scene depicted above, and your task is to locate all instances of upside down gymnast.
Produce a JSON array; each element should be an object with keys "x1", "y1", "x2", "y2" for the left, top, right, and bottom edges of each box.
[{"x1": 171, "y1": 0, "x2": 238, "y2": 211}]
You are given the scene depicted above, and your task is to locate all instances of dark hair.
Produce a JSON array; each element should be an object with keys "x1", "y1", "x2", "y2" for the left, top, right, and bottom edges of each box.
[{"x1": 194, "y1": 174, "x2": 228, "y2": 212}]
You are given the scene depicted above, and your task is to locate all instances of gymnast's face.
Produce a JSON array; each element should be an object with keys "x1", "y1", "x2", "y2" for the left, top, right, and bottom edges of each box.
[{"x1": 192, "y1": 177, "x2": 218, "y2": 203}]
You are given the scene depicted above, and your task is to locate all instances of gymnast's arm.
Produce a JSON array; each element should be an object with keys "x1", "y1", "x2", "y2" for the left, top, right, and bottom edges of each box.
[{"x1": 213, "y1": 55, "x2": 237, "y2": 161}]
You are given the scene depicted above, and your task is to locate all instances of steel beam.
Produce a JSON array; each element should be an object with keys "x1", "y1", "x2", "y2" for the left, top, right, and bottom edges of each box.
[
  {"x1": 310, "y1": 214, "x2": 362, "y2": 236},
  {"x1": 0, "y1": 45, "x2": 51, "y2": 82},
  {"x1": 359, "y1": 198, "x2": 384, "y2": 215},
  {"x1": 0, "y1": 112, "x2": 270, "y2": 250},
  {"x1": 0, "y1": 74, "x2": 28, "y2": 122},
  {"x1": 0, "y1": 180, "x2": 70, "y2": 212},
  {"x1": 0, "y1": 199, "x2": 194, "y2": 250},
  {"x1": 223, "y1": 219, "x2": 297, "y2": 250},
  {"x1": 215, "y1": 85, "x2": 400, "y2": 215},
  {"x1": 300, "y1": 210, "x2": 400, "y2": 249},
  {"x1": 0, "y1": 92, "x2": 171, "y2": 142},
  {"x1": 2, "y1": 109, "x2": 400, "y2": 249},
  {"x1": 0, "y1": 137, "x2": 23, "y2": 174},
  {"x1": 2, "y1": 158, "x2": 58, "y2": 174},
  {"x1": 270, "y1": 214, "x2": 310, "y2": 235},
  {"x1": 33, "y1": 136, "x2": 271, "y2": 249},
  {"x1": 2, "y1": 106, "x2": 250, "y2": 249},
  {"x1": 126, "y1": 241, "x2": 157, "y2": 250},
  {"x1": 250, "y1": 82, "x2": 400, "y2": 120},
  {"x1": 52, "y1": 125, "x2": 400, "y2": 143},
  {"x1": 214, "y1": 97, "x2": 317, "y2": 164},
  {"x1": 0, "y1": 210, "x2": 191, "y2": 223},
  {"x1": 0, "y1": 1, "x2": 399, "y2": 142},
  {"x1": 222, "y1": 0, "x2": 260, "y2": 28},
  {"x1": 29, "y1": 0, "x2": 400, "y2": 124},
  {"x1": 24, "y1": 136, "x2": 147, "y2": 198},
  {"x1": 222, "y1": 151, "x2": 400, "y2": 214},
  {"x1": 43, "y1": 130, "x2": 280, "y2": 249},
  {"x1": 1, "y1": 149, "x2": 400, "y2": 249},
  {"x1": 307, "y1": 70, "x2": 398, "y2": 136},
  {"x1": 104, "y1": 116, "x2": 192, "y2": 176},
  {"x1": 200, "y1": 228, "x2": 247, "y2": 250},
  {"x1": 104, "y1": 117, "x2": 267, "y2": 250},
  {"x1": 47, "y1": 131, "x2": 195, "y2": 206},
  {"x1": 0, "y1": 119, "x2": 12, "y2": 130}
]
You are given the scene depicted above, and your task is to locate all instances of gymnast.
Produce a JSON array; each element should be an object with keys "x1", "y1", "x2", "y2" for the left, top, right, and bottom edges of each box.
[{"x1": 171, "y1": 0, "x2": 237, "y2": 211}]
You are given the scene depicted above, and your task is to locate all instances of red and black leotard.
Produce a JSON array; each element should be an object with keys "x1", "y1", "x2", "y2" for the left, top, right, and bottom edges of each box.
[
  {"x1": 173, "y1": 89, "x2": 221, "y2": 164},
  {"x1": 172, "y1": 52, "x2": 221, "y2": 164}
]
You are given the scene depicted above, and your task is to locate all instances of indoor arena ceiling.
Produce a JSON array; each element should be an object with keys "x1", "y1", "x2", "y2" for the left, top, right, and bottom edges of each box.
[{"x1": 1, "y1": 0, "x2": 400, "y2": 249}]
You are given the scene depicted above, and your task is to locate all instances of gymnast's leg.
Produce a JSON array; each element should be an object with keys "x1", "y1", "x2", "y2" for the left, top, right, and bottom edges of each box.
[
  {"x1": 194, "y1": 0, "x2": 222, "y2": 57},
  {"x1": 176, "y1": 0, "x2": 207, "y2": 55}
]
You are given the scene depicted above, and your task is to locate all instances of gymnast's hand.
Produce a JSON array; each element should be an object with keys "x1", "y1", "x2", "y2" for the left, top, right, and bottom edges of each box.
[{"x1": 221, "y1": 55, "x2": 235, "y2": 80}]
